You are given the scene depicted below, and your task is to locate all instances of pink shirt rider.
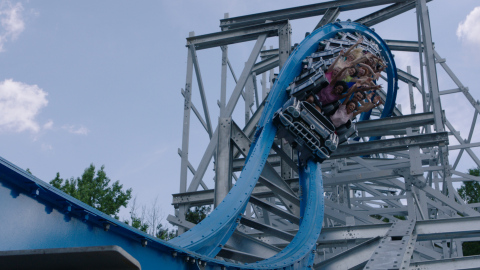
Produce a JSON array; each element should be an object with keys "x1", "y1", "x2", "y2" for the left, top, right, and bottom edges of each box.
[
  {"x1": 325, "y1": 71, "x2": 333, "y2": 83},
  {"x1": 330, "y1": 105, "x2": 353, "y2": 128},
  {"x1": 317, "y1": 84, "x2": 338, "y2": 105}
]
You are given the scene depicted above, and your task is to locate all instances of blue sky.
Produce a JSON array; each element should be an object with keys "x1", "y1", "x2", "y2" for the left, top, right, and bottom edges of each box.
[{"x1": 1, "y1": 0, "x2": 479, "y2": 224}]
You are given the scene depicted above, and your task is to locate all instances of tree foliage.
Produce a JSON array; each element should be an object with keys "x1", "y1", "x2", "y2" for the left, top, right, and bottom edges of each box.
[
  {"x1": 457, "y1": 168, "x2": 480, "y2": 204},
  {"x1": 463, "y1": 241, "x2": 480, "y2": 256},
  {"x1": 48, "y1": 164, "x2": 175, "y2": 240},
  {"x1": 185, "y1": 206, "x2": 211, "y2": 224},
  {"x1": 125, "y1": 216, "x2": 149, "y2": 233},
  {"x1": 50, "y1": 164, "x2": 132, "y2": 219},
  {"x1": 457, "y1": 167, "x2": 480, "y2": 256},
  {"x1": 156, "y1": 223, "x2": 176, "y2": 240}
]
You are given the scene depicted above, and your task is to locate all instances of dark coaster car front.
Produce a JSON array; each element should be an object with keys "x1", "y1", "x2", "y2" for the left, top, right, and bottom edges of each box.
[{"x1": 274, "y1": 99, "x2": 338, "y2": 165}]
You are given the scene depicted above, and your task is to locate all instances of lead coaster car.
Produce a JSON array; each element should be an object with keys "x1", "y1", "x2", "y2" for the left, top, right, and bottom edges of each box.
[{"x1": 273, "y1": 99, "x2": 338, "y2": 166}]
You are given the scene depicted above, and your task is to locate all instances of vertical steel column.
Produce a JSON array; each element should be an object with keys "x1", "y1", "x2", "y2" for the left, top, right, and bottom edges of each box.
[
  {"x1": 407, "y1": 127, "x2": 428, "y2": 222},
  {"x1": 416, "y1": 13, "x2": 428, "y2": 117},
  {"x1": 406, "y1": 191, "x2": 416, "y2": 219},
  {"x1": 416, "y1": 0, "x2": 451, "y2": 195},
  {"x1": 215, "y1": 19, "x2": 232, "y2": 207},
  {"x1": 278, "y1": 22, "x2": 294, "y2": 180},
  {"x1": 455, "y1": 239, "x2": 464, "y2": 257},
  {"x1": 407, "y1": 66, "x2": 416, "y2": 114},
  {"x1": 220, "y1": 46, "x2": 228, "y2": 116},
  {"x1": 220, "y1": 13, "x2": 229, "y2": 117},
  {"x1": 252, "y1": 72, "x2": 259, "y2": 110},
  {"x1": 214, "y1": 118, "x2": 233, "y2": 208},
  {"x1": 261, "y1": 46, "x2": 268, "y2": 100},
  {"x1": 416, "y1": 0, "x2": 443, "y2": 132},
  {"x1": 245, "y1": 73, "x2": 254, "y2": 124},
  {"x1": 178, "y1": 32, "x2": 196, "y2": 234},
  {"x1": 269, "y1": 46, "x2": 275, "y2": 89},
  {"x1": 278, "y1": 22, "x2": 291, "y2": 68}
]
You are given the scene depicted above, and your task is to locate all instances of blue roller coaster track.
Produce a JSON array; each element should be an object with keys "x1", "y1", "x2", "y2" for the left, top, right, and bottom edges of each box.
[{"x1": 0, "y1": 22, "x2": 397, "y2": 270}]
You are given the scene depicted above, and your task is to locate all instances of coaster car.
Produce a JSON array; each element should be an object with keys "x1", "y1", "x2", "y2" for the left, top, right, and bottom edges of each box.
[
  {"x1": 273, "y1": 99, "x2": 338, "y2": 165},
  {"x1": 273, "y1": 32, "x2": 383, "y2": 164}
]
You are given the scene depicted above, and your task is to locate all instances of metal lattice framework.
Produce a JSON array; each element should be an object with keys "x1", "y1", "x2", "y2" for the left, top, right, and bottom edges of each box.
[{"x1": 169, "y1": 0, "x2": 480, "y2": 269}]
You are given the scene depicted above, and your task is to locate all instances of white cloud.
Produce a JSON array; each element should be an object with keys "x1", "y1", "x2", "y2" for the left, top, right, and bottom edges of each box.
[
  {"x1": 43, "y1": 119, "x2": 53, "y2": 130},
  {"x1": 62, "y1": 124, "x2": 89, "y2": 135},
  {"x1": 41, "y1": 143, "x2": 52, "y2": 151},
  {"x1": 456, "y1": 6, "x2": 480, "y2": 46},
  {"x1": 0, "y1": 79, "x2": 48, "y2": 133},
  {"x1": 0, "y1": 0, "x2": 25, "y2": 51}
]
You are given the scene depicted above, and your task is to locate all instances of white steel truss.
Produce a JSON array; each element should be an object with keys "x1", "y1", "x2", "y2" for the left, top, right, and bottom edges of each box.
[{"x1": 171, "y1": 0, "x2": 480, "y2": 268}]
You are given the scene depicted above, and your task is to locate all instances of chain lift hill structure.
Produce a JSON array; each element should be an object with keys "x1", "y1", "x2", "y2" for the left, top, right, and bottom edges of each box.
[{"x1": 1, "y1": 1, "x2": 480, "y2": 269}]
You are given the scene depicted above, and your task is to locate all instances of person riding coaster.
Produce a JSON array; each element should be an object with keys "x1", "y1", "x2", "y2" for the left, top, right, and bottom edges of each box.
[{"x1": 273, "y1": 32, "x2": 387, "y2": 164}]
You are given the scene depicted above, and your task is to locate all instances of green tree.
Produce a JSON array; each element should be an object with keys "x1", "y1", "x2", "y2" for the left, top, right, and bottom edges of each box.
[
  {"x1": 156, "y1": 223, "x2": 177, "y2": 240},
  {"x1": 457, "y1": 167, "x2": 480, "y2": 256},
  {"x1": 50, "y1": 164, "x2": 132, "y2": 219},
  {"x1": 458, "y1": 168, "x2": 480, "y2": 204},
  {"x1": 125, "y1": 216, "x2": 149, "y2": 233},
  {"x1": 185, "y1": 206, "x2": 211, "y2": 224}
]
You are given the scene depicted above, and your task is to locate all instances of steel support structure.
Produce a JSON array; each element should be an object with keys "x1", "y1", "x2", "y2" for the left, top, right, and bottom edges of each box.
[{"x1": 174, "y1": 0, "x2": 480, "y2": 268}]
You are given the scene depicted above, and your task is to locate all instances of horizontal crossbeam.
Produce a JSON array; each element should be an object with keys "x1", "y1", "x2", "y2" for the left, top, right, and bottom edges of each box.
[
  {"x1": 252, "y1": 55, "x2": 279, "y2": 75},
  {"x1": 331, "y1": 132, "x2": 448, "y2": 159},
  {"x1": 317, "y1": 216, "x2": 480, "y2": 245},
  {"x1": 355, "y1": 0, "x2": 427, "y2": 27},
  {"x1": 356, "y1": 112, "x2": 434, "y2": 137},
  {"x1": 219, "y1": 0, "x2": 408, "y2": 30},
  {"x1": 385, "y1": 39, "x2": 426, "y2": 52},
  {"x1": 186, "y1": 21, "x2": 286, "y2": 50},
  {"x1": 408, "y1": 256, "x2": 480, "y2": 270}
]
